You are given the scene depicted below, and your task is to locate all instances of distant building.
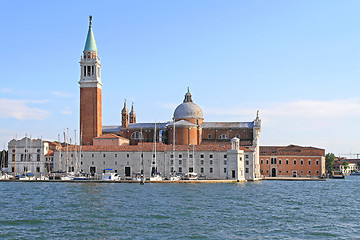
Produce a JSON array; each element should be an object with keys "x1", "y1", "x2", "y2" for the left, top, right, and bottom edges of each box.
[
  {"x1": 259, "y1": 145, "x2": 326, "y2": 177},
  {"x1": 7, "y1": 137, "x2": 57, "y2": 176},
  {"x1": 333, "y1": 158, "x2": 360, "y2": 175}
]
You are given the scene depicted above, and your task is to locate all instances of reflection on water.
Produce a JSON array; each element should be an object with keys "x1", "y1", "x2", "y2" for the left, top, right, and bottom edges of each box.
[{"x1": 1, "y1": 177, "x2": 359, "y2": 239}]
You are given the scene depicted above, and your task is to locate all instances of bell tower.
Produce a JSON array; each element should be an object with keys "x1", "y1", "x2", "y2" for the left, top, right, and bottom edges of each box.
[{"x1": 79, "y1": 16, "x2": 103, "y2": 145}]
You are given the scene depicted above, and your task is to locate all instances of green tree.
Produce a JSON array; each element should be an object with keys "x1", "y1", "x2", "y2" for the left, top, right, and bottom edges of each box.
[{"x1": 325, "y1": 153, "x2": 335, "y2": 171}]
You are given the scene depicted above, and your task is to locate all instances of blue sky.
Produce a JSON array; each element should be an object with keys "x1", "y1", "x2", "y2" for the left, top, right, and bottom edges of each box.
[{"x1": 1, "y1": 0, "x2": 360, "y2": 156}]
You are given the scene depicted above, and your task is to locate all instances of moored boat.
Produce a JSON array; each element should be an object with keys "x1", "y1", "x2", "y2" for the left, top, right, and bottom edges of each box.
[
  {"x1": 350, "y1": 171, "x2": 360, "y2": 176},
  {"x1": 330, "y1": 171, "x2": 345, "y2": 179},
  {"x1": 102, "y1": 169, "x2": 121, "y2": 181}
]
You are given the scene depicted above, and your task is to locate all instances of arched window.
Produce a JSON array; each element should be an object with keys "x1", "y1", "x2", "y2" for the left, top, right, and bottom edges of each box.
[
  {"x1": 131, "y1": 131, "x2": 143, "y2": 140},
  {"x1": 219, "y1": 134, "x2": 228, "y2": 139}
]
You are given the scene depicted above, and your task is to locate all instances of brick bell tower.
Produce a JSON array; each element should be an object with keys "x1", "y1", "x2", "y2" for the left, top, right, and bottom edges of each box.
[{"x1": 79, "y1": 16, "x2": 102, "y2": 145}]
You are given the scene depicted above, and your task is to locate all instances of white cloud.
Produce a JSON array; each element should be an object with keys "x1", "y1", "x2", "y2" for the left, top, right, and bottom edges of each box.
[
  {"x1": 0, "y1": 88, "x2": 12, "y2": 93},
  {"x1": 51, "y1": 91, "x2": 73, "y2": 98},
  {"x1": 61, "y1": 107, "x2": 72, "y2": 115},
  {"x1": 156, "y1": 101, "x2": 178, "y2": 110},
  {"x1": 0, "y1": 99, "x2": 50, "y2": 120},
  {"x1": 203, "y1": 98, "x2": 360, "y2": 154}
]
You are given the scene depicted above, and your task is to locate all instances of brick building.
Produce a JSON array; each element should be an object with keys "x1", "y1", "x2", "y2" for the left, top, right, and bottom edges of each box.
[{"x1": 259, "y1": 145, "x2": 326, "y2": 177}]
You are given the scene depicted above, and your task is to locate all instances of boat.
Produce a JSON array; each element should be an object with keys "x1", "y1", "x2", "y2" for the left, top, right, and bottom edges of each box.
[
  {"x1": 350, "y1": 171, "x2": 360, "y2": 176},
  {"x1": 102, "y1": 169, "x2": 121, "y2": 181},
  {"x1": 330, "y1": 171, "x2": 345, "y2": 179},
  {"x1": 19, "y1": 172, "x2": 36, "y2": 180},
  {"x1": 183, "y1": 172, "x2": 198, "y2": 180}
]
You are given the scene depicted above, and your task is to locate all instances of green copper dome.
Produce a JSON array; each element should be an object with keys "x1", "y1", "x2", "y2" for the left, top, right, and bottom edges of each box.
[{"x1": 84, "y1": 16, "x2": 97, "y2": 52}]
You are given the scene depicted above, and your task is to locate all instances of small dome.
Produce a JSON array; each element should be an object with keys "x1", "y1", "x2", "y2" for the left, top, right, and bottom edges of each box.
[{"x1": 173, "y1": 89, "x2": 203, "y2": 120}]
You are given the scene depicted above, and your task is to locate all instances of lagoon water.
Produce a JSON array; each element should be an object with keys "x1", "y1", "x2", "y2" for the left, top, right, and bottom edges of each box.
[{"x1": 0, "y1": 177, "x2": 359, "y2": 239}]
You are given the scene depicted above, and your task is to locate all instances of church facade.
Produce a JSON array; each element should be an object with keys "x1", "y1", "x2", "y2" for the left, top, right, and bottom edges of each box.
[{"x1": 52, "y1": 17, "x2": 262, "y2": 181}]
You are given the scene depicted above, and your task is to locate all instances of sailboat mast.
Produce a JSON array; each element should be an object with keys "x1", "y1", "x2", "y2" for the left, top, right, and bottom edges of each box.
[
  {"x1": 58, "y1": 134, "x2": 61, "y2": 172},
  {"x1": 74, "y1": 130, "x2": 77, "y2": 173},
  {"x1": 154, "y1": 122, "x2": 157, "y2": 173},
  {"x1": 64, "y1": 131, "x2": 67, "y2": 175},
  {"x1": 13, "y1": 135, "x2": 17, "y2": 177}
]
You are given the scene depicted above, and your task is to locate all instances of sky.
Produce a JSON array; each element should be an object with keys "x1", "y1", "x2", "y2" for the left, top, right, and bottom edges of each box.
[{"x1": 1, "y1": 0, "x2": 360, "y2": 156}]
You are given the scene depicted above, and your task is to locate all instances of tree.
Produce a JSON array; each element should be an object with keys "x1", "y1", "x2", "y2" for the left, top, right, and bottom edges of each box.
[{"x1": 325, "y1": 153, "x2": 335, "y2": 171}]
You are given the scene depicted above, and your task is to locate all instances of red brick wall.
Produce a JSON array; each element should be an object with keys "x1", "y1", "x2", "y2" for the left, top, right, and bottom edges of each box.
[
  {"x1": 80, "y1": 87, "x2": 102, "y2": 145},
  {"x1": 260, "y1": 155, "x2": 324, "y2": 177}
]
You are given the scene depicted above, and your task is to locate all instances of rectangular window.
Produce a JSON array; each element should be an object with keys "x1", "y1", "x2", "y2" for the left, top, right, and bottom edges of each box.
[
  {"x1": 224, "y1": 168, "x2": 226, "y2": 173},
  {"x1": 200, "y1": 154, "x2": 204, "y2": 159},
  {"x1": 179, "y1": 160, "x2": 182, "y2": 165},
  {"x1": 115, "y1": 161, "x2": 117, "y2": 165},
  {"x1": 115, "y1": 154, "x2": 117, "y2": 158},
  {"x1": 209, "y1": 154, "x2": 213, "y2": 159},
  {"x1": 316, "y1": 160, "x2": 319, "y2": 165},
  {"x1": 279, "y1": 159, "x2": 282, "y2": 164},
  {"x1": 246, "y1": 168, "x2": 249, "y2": 173},
  {"x1": 103, "y1": 161, "x2": 105, "y2": 165},
  {"x1": 81, "y1": 154, "x2": 83, "y2": 158},
  {"x1": 37, "y1": 154, "x2": 40, "y2": 161},
  {"x1": 286, "y1": 160, "x2": 289, "y2": 165},
  {"x1": 224, "y1": 160, "x2": 227, "y2": 165},
  {"x1": 179, "y1": 154, "x2": 182, "y2": 158},
  {"x1": 189, "y1": 154, "x2": 193, "y2": 158},
  {"x1": 246, "y1": 161, "x2": 249, "y2": 165},
  {"x1": 92, "y1": 161, "x2": 94, "y2": 165},
  {"x1": 200, "y1": 167, "x2": 204, "y2": 173},
  {"x1": 201, "y1": 160, "x2": 204, "y2": 165},
  {"x1": 36, "y1": 167, "x2": 40, "y2": 173},
  {"x1": 127, "y1": 154, "x2": 130, "y2": 158},
  {"x1": 301, "y1": 160, "x2": 303, "y2": 165},
  {"x1": 170, "y1": 154, "x2": 174, "y2": 158},
  {"x1": 266, "y1": 160, "x2": 269, "y2": 164},
  {"x1": 210, "y1": 168, "x2": 213, "y2": 173},
  {"x1": 308, "y1": 160, "x2": 311, "y2": 165},
  {"x1": 208, "y1": 134, "x2": 212, "y2": 139},
  {"x1": 81, "y1": 161, "x2": 83, "y2": 165},
  {"x1": 261, "y1": 160, "x2": 263, "y2": 164},
  {"x1": 308, "y1": 170, "x2": 311, "y2": 174},
  {"x1": 92, "y1": 154, "x2": 94, "y2": 158},
  {"x1": 210, "y1": 160, "x2": 213, "y2": 165},
  {"x1": 103, "y1": 154, "x2": 106, "y2": 158},
  {"x1": 179, "y1": 167, "x2": 182, "y2": 173},
  {"x1": 224, "y1": 154, "x2": 227, "y2": 158},
  {"x1": 294, "y1": 160, "x2": 297, "y2": 165},
  {"x1": 245, "y1": 155, "x2": 249, "y2": 159},
  {"x1": 170, "y1": 160, "x2": 174, "y2": 165}
]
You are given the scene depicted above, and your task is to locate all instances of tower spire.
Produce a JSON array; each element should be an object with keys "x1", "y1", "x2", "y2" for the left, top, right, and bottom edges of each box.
[{"x1": 84, "y1": 15, "x2": 97, "y2": 52}]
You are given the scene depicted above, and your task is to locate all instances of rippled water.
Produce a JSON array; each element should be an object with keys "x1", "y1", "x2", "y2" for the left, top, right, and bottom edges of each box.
[{"x1": 0, "y1": 177, "x2": 359, "y2": 239}]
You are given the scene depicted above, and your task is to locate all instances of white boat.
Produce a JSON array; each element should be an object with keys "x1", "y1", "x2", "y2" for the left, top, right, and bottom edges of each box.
[
  {"x1": 150, "y1": 174, "x2": 163, "y2": 181},
  {"x1": 19, "y1": 172, "x2": 36, "y2": 181},
  {"x1": 183, "y1": 172, "x2": 198, "y2": 180},
  {"x1": 102, "y1": 169, "x2": 121, "y2": 181},
  {"x1": 132, "y1": 172, "x2": 143, "y2": 181},
  {"x1": 169, "y1": 175, "x2": 181, "y2": 181}
]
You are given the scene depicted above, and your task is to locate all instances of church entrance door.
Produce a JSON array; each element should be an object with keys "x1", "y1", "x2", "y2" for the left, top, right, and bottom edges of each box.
[{"x1": 271, "y1": 168, "x2": 276, "y2": 177}]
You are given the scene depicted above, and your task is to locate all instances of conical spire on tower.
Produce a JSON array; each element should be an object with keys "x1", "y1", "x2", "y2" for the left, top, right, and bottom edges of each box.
[
  {"x1": 84, "y1": 16, "x2": 98, "y2": 52},
  {"x1": 130, "y1": 102, "x2": 136, "y2": 123}
]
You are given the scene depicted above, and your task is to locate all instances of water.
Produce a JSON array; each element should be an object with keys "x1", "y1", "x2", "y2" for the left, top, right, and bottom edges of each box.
[{"x1": 0, "y1": 177, "x2": 359, "y2": 239}]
